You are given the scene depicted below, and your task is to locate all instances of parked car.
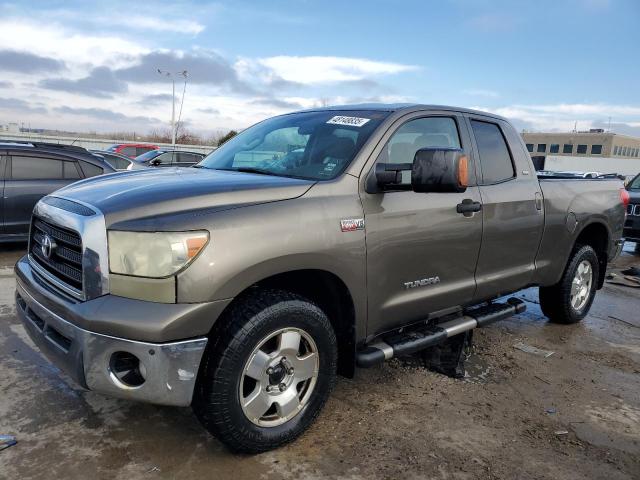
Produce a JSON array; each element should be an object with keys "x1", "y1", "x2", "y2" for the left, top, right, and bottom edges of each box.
[
  {"x1": 15, "y1": 104, "x2": 626, "y2": 453},
  {"x1": 134, "y1": 149, "x2": 206, "y2": 167},
  {"x1": 0, "y1": 141, "x2": 116, "y2": 242},
  {"x1": 107, "y1": 143, "x2": 158, "y2": 158},
  {"x1": 623, "y1": 172, "x2": 640, "y2": 252},
  {"x1": 90, "y1": 150, "x2": 138, "y2": 171}
]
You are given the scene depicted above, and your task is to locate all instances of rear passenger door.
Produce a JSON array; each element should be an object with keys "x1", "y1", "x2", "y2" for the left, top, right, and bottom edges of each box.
[
  {"x1": 4, "y1": 155, "x2": 82, "y2": 236},
  {"x1": 466, "y1": 116, "x2": 544, "y2": 301}
]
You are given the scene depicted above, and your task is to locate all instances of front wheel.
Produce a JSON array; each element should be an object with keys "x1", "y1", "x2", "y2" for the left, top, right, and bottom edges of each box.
[
  {"x1": 539, "y1": 245, "x2": 600, "y2": 324},
  {"x1": 193, "y1": 290, "x2": 337, "y2": 453}
]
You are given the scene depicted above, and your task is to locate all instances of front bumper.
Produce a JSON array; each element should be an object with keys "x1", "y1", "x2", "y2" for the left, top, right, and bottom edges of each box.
[{"x1": 15, "y1": 257, "x2": 214, "y2": 407}]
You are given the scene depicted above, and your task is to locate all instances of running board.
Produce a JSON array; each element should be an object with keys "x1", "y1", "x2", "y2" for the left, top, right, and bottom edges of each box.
[{"x1": 356, "y1": 298, "x2": 525, "y2": 368}]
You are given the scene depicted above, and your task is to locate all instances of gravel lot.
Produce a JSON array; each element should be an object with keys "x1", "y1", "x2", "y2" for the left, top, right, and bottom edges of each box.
[{"x1": 1, "y1": 243, "x2": 639, "y2": 480}]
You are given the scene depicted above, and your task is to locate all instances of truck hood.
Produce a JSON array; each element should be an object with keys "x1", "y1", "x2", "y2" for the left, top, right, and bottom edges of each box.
[{"x1": 54, "y1": 167, "x2": 315, "y2": 227}]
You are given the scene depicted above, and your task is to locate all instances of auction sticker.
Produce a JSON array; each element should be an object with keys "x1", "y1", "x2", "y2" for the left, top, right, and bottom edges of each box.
[{"x1": 327, "y1": 116, "x2": 370, "y2": 127}]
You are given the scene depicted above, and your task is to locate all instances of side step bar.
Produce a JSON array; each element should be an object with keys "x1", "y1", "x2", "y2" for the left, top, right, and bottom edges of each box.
[{"x1": 356, "y1": 298, "x2": 526, "y2": 368}]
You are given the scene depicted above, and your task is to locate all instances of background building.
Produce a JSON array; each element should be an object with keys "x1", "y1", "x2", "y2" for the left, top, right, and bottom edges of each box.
[{"x1": 521, "y1": 130, "x2": 640, "y2": 177}]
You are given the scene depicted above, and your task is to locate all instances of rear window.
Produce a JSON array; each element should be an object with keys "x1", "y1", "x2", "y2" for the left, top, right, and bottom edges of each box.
[
  {"x1": 470, "y1": 120, "x2": 515, "y2": 184},
  {"x1": 79, "y1": 161, "x2": 103, "y2": 178},
  {"x1": 136, "y1": 146, "x2": 154, "y2": 156},
  {"x1": 11, "y1": 156, "x2": 63, "y2": 179},
  {"x1": 121, "y1": 146, "x2": 136, "y2": 157}
]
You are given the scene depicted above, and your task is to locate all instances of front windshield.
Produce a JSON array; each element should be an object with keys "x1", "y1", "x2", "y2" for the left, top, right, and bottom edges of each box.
[
  {"x1": 628, "y1": 174, "x2": 640, "y2": 190},
  {"x1": 197, "y1": 110, "x2": 389, "y2": 180},
  {"x1": 135, "y1": 150, "x2": 163, "y2": 162}
]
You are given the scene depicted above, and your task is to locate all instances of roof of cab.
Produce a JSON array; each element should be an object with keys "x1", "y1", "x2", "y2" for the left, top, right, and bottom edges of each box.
[{"x1": 297, "y1": 103, "x2": 508, "y2": 121}]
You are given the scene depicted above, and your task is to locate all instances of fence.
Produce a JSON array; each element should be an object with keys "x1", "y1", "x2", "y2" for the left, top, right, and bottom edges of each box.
[{"x1": 0, "y1": 132, "x2": 217, "y2": 155}]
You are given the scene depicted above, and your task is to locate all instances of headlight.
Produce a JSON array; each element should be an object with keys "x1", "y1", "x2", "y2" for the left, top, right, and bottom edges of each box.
[{"x1": 108, "y1": 231, "x2": 209, "y2": 278}]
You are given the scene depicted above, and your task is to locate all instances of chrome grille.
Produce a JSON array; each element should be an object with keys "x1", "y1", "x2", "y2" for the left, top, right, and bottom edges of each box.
[
  {"x1": 627, "y1": 204, "x2": 640, "y2": 216},
  {"x1": 30, "y1": 217, "x2": 83, "y2": 291}
]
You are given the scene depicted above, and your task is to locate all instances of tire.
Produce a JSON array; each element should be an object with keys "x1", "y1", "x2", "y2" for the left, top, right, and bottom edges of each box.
[
  {"x1": 539, "y1": 245, "x2": 600, "y2": 324},
  {"x1": 193, "y1": 289, "x2": 337, "y2": 453}
]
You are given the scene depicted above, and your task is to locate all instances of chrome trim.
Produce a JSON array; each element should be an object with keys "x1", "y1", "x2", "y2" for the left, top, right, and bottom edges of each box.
[
  {"x1": 16, "y1": 280, "x2": 208, "y2": 407},
  {"x1": 32, "y1": 196, "x2": 110, "y2": 300},
  {"x1": 369, "y1": 340, "x2": 394, "y2": 360},
  {"x1": 28, "y1": 253, "x2": 83, "y2": 300},
  {"x1": 439, "y1": 317, "x2": 478, "y2": 337},
  {"x1": 627, "y1": 204, "x2": 640, "y2": 216}
]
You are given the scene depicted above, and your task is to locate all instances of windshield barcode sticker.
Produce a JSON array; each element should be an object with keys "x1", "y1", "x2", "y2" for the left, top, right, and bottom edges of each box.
[{"x1": 327, "y1": 116, "x2": 371, "y2": 127}]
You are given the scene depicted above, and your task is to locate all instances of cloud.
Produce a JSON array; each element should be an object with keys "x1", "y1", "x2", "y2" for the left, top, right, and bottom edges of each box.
[
  {"x1": 256, "y1": 56, "x2": 417, "y2": 85},
  {"x1": 251, "y1": 97, "x2": 305, "y2": 110},
  {"x1": 197, "y1": 107, "x2": 220, "y2": 114},
  {"x1": 476, "y1": 103, "x2": 640, "y2": 136},
  {"x1": 463, "y1": 89, "x2": 499, "y2": 98},
  {"x1": 116, "y1": 16, "x2": 204, "y2": 34},
  {"x1": 0, "y1": 81, "x2": 13, "y2": 88},
  {"x1": 115, "y1": 50, "x2": 255, "y2": 93},
  {"x1": 0, "y1": 49, "x2": 65, "y2": 74},
  {"x1": 0, "y1": 97, "x2": 47, "y2": 113},
  {"x1": 136, "y1": 93, "x2": 174, "y2": 106},
  {"x1": 0, "y1": 19, "x2": 148, "y2": 68},
  {"x1": 39, "y1": 66, "x2": 127, "y2": 98},
  {"x1": 53, "y1": 106, "x2": 161, "y2": 126}
]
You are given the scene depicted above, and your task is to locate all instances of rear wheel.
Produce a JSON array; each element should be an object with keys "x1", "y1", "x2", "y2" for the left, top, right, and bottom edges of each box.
[
  {"x1": 193, "y1": 290, "x2": 337, "y2": 453},
  {"x1": 539, "y1": 245, "x2": 599, "y2": 324}
]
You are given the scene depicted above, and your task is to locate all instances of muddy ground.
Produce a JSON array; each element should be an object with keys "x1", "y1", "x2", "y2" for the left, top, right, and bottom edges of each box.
[{"x1": 1, "y1": 243, "x2": 639, "y2": 480}]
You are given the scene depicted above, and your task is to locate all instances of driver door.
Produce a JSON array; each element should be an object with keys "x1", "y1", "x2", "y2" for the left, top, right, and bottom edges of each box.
[{"x1": 360, "y1": 112, "x2": 483, "y2": 336}]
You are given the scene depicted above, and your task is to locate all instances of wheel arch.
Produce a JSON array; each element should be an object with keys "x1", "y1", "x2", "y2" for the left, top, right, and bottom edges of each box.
[
  {"x1": 212, "y1": 269, "x2": 358, "y2": 378},
  {"x1": 573, "y1": 221, "x2": 610, "y2": 289}
]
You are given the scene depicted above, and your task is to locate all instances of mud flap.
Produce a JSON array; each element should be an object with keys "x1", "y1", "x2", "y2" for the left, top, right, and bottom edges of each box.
[{"x1": 421, "y1": 330, "x2": 473, "y2": 378}]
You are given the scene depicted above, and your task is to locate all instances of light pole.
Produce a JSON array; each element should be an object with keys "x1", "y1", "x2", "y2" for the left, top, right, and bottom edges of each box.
[{"x1": 156, "y1": 69, "x2": 188, "y2": 148}]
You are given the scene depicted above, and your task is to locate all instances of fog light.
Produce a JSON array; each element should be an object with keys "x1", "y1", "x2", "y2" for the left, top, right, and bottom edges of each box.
[{"x1": 109, "y1": 351, "x2": 146, "y2": 388}]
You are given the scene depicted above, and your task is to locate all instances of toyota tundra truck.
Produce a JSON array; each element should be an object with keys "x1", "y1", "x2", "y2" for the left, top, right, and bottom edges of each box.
[{"x1": 14, "y1": 104, "x2": 627, "y2": 453}]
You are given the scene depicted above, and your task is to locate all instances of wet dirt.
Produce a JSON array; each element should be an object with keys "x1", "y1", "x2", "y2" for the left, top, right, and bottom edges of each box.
[{"x1": 1, "y1": 242, "x2": 639, "y2": 479}]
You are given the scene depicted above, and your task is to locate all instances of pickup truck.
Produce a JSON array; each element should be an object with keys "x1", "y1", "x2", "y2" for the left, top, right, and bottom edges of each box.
[{"x1": 14, "y1": 104, "x2": 627, "y2": 453}]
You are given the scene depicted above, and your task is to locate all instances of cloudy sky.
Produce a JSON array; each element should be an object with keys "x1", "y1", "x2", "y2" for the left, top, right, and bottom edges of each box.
[{"x1": 0, "y1": 0, "x2": 638, "y2": 136}]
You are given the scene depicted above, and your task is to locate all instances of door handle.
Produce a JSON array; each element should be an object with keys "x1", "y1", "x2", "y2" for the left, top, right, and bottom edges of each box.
[{"x1": 456, "y1": 199, "x2": 482, "y2": 215}]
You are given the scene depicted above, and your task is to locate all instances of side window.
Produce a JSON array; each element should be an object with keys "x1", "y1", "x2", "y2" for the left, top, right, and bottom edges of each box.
[
  {"x1": 470, "y1": 120, "x2": 515, "y2": 184},
  {"x1": 526, "y1": 143, "x2": 533, "y2": 152},
  {"x1": 137, "y1": 147, "x2": 153, "y2": 156},
  {"x1": 154, "y1": 152, "x2": 175, "y2": 165},
  {"x1": 377, "y1": 116, "x2": 463, "y2": 184},
  {"x1": 63, "y1": 161, "x2": 81, "y2": 179},
  {"x1": 11, "y1": 156, "x2": 63, "y2": 179},
  {"x1": 121, "y1": 146, "x2": 136, "y2": 157},
  {"x1": 178, "y1": 153, "x2": 198, "y2": 164},
  {"x1": 79, "y1": 161, "x2": 103, "y2": 178}
]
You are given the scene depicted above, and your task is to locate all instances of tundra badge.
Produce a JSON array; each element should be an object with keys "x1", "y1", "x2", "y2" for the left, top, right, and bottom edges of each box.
[{"x1": 404, "y1": 277, "x2": 441, "y2": 289}]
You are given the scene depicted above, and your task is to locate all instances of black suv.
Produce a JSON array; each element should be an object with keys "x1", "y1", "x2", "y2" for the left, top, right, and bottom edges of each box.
[
  {"x1": 624, "y1": 172, "x2": 640, "y2": 251},
  {"x1": 0, "y1": 141, "x2": 116, "y2": 242}
]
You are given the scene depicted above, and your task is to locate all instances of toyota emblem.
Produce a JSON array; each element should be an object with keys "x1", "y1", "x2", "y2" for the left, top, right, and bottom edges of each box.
[{"x1": 41, "y1": 234, "x2": 56, "y2": 259}]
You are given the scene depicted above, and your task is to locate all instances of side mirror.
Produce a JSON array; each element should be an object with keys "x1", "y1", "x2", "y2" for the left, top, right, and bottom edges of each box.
[
  {"x1": 411, "y1": 148, "x2": 468, "y2": 193},
  {"x1": 150, "y1": 158, "x2": 161, "y2": 166}
]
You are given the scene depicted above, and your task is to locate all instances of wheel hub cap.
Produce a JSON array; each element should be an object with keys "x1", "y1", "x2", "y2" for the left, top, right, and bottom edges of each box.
[
  {"x1": 570, "y1": 260, "x2": 593, "y2": 311},
  {"x1": 240, "y1": 327, "x2": 319, "y2": 427}
]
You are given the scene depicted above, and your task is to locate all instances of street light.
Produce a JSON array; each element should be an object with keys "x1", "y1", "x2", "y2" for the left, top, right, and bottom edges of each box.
[{"x1": 156, "y1": 69, "x2": 188, "y2": 148}]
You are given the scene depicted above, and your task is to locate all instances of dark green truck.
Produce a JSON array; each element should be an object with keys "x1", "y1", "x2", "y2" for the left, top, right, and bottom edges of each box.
[{"x1": 15, "y1": 104, "x2": 627, "y2": 452}]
